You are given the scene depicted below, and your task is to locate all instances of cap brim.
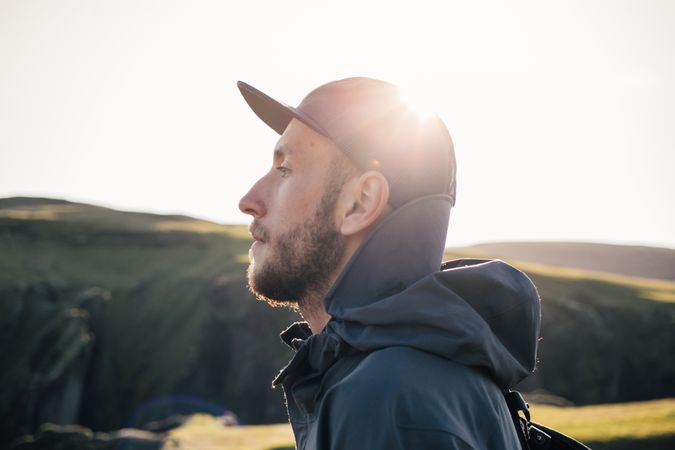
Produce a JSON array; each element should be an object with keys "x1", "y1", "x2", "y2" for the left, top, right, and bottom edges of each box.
[{"x1": 237, "y1": 81, "x2": 329, "y2": 137}]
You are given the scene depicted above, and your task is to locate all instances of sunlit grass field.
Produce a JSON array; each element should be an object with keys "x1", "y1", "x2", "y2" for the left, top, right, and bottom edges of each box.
[
  {"x1": 164, "y1": 417, "x2": 294, "y2": 450},
  {"x1": 531, "y1": 398, "x2": 675, "y2": 449},
  {"x1": 163, "y1": 398, "x2": 675, "y2": 450}
]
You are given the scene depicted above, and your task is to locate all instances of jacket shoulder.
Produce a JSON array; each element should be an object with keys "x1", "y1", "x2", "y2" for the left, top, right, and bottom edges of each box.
[
  {"x1": 321, "y1": 347, "x2": 518, "y2": 449},
  {"x1": 337, "y1": 346, "x2": 497, "y2": 398}
]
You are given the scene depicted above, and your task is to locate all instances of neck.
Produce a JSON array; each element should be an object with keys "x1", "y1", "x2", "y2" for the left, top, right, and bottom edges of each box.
[
  {"x1": 298, "y1": 293, "x2": 331, "y2": 334},
  {"x1": 296, "y1": 257, "x2": 350, "y2": 334},
  {"x1": 297, "y1": 232, "x2": 369, "y2": 334}
]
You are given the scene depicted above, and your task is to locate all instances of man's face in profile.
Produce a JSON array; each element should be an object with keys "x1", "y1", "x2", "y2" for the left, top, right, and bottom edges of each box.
[{"x1": 238, "y1": 119, "x2": 349, "y2": 305}]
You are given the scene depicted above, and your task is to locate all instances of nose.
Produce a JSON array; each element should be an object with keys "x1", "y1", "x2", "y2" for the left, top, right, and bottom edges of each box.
[{"x1": 238, "y1": 177, "x2": 266, "y2": 219}]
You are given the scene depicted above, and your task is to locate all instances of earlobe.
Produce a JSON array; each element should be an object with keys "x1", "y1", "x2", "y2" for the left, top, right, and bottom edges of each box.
[{"x1": 340, "y1": 171, "x2": 390, "y2": 237}]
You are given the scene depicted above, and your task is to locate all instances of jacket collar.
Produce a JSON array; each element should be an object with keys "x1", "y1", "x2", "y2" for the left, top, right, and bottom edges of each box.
[
  {"x1": 272, "y1": 195, "x2": 452, "y2": 387},
  {"x1": 325, "y1": 194, "x2": 452, "y2": 317},
  {"x1": 280, "y1": 322, "x2": 312, "y2": 350}
]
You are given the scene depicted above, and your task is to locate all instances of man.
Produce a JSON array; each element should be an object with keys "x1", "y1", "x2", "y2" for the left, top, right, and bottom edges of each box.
[{"x1": 237, "y1": 77, "x2": 540, "y2": 449}]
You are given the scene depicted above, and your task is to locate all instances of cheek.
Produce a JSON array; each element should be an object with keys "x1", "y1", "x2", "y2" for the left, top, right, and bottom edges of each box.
[{"x1": 276, "y1": 178, "x2": 323, "y2": 217}]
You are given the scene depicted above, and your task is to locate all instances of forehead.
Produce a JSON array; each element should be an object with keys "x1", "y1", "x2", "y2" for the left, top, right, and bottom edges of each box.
[{"x1": 274, "y1": 119, "x2": 340, "y2": 164}]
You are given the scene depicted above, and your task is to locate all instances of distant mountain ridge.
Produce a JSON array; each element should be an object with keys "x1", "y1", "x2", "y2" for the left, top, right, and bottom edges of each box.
[
  {"x1": 453, "y1": 241, "x2": 675, "y2": 283},
  {"x1": 0, "y1": 196, "x2": 70, "y2": 207}
]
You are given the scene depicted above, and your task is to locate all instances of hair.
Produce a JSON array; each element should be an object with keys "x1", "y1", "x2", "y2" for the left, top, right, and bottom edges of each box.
[{"x1": 328, "y1": 143, "x2": 362, "y2": 190}]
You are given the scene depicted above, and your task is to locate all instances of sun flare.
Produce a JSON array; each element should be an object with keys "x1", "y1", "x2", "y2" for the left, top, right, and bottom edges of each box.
[{"x1": 396, "y1": 84, "x2": 438, "y2": 121}]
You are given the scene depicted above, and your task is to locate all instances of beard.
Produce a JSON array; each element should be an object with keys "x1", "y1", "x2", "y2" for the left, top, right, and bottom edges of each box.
[{"x1": 246, "y1": 180, "x2": 346, "y2": 307}]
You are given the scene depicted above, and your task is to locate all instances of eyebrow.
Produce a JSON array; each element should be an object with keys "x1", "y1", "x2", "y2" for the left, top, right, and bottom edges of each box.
[
  {"x1": 273, "y1": 144, "x2": 291, "y2": 162},
  {"x1": 273, "y1": 148, "x2": 285, "y2": 161}
]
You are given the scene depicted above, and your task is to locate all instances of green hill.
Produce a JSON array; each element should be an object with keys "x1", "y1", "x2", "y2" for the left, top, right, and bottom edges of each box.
[
  {"x1": 458, "y1": 241, "x2": 675, "y2": 282},
  {"x1": 2, "y1": 197, "x2": 674, "y2": 447},
  {"x1": 444, "y1": 247, "x2": 675, "y2": 405},
  {"x1": 0, "y1": 197, "x2": 298, "y2": 447}
]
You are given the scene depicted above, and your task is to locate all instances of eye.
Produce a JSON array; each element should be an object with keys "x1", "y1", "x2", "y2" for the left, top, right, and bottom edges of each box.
[{"x1": 276, "y1": 166, "x2": 290, "y2": 178}]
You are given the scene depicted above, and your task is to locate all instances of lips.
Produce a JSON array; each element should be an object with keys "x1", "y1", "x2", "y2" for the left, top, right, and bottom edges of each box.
[{"x1": 248, "y1": 222, "x2": 267, "y2": 243}]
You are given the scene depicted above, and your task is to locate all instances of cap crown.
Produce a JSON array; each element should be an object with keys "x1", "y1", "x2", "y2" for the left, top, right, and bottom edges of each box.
[{"x1": 239, "y1": 77, "x2": 456, "y2": 208}]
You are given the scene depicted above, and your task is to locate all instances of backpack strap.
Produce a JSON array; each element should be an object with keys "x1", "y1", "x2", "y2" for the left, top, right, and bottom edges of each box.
[
  {"x1": 504, "y1": 390, "x2": 592, "y2": 450},
  {"x1": 504, "y1": 390, "x2": 534, "y2": 450},
  {"x1": 530, "y1": 421, "x2": 591, "y2": 449}
]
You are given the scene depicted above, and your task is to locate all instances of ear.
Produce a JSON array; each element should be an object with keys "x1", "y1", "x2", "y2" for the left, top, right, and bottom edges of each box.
[{"x1": 338, "y1": 171, "x2": 391, "y2": 237}]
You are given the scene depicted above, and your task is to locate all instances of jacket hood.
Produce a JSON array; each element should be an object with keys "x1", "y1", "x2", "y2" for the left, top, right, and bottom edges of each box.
[{"x1": 276, "y1": 194, "x2": 540, "y2": 389}]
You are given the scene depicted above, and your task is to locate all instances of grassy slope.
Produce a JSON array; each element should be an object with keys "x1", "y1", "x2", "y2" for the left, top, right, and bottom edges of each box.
[
  {"x1": 444, "y1": 247, "x2": 675, "y2": 309},
  {"x1": 444, "y1": 248, "x2": 675, "y2": 405},
  {"x1": 0, "y1": 197, "x2": 250, "y2": 288},
  {"x1": 164, "y1": 398, "x2": 675, "y2": 450},
  {"x1": 458, "y1": 241, "x2": 675, "y2": 282}
]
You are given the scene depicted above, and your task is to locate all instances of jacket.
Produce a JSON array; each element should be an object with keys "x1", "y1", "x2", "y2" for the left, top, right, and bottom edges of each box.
[{"x1": 273, "y1": 194, "x2": 541, "y2": 450}]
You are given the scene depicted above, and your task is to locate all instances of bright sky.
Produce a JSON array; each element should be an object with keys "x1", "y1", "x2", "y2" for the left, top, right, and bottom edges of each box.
[{"x1": 1, "y1": 0, "x2": 673, "y2": 249}]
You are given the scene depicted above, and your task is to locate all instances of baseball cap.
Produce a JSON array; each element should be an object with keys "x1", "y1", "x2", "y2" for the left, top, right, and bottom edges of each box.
[{"x1": 237, "y1": 77, "x2": 456, "y2": 208}]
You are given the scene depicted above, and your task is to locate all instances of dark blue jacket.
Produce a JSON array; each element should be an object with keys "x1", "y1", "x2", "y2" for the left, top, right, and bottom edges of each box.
[{"x1": 273, "y1": 195, "x2": 541, "y2": 449}]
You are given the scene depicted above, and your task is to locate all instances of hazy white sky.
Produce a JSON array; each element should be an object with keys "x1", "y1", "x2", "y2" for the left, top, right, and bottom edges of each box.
[{"x1": 1, "y1": 0, "x2": 673, "y2": 248}]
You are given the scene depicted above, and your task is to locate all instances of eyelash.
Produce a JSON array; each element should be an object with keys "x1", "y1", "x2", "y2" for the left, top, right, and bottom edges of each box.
[{"x1": 276, "y1": 166, "x2": 290, "y2": 178}]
